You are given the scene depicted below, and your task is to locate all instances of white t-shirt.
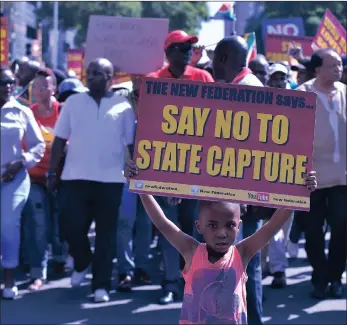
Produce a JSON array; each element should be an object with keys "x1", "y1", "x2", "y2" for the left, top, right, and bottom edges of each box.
[
  {"x1": 1, "y1": 98, "x2": 45, "y2": 175},
  {"x1": 54, "y1": 92, "x2": 135, "y2": 183},
  {"x1": 237, "y1": 73, "x2": 264, "y2": 87}
]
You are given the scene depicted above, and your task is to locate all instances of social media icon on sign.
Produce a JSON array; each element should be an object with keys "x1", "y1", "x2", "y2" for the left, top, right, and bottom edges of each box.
[
  {"x1": 190, "y1": 186, "x2": 200, "y2": 194},
  {"x1": 135, "y1": 181, "x2": 144, "y2": 189}
]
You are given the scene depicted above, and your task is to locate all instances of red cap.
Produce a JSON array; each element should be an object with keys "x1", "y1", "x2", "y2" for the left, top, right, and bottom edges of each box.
[{"x1": 164, "y1": 30, "x2": 199, "y2": 49}]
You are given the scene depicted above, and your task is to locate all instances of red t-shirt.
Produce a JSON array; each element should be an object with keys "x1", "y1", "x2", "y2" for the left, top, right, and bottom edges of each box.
[
  {"x1": 28, "y1": 101, "x2": 60, "y2": 185},
  {"x1": 139, "y1": 65, "x2": 214, "y2": 118},
  {"x1": 147, "y1": 64, "x2": 214, "y2": 82}
]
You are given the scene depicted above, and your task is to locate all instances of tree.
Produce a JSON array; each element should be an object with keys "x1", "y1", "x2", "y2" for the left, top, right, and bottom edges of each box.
[
  {"x1": 245, "y1": 2, "x2": 347, "y2": 54},
  {"x1": 36, "y1": 2, "x2": 208, "y2": 47},
  {"x1": 141, "y1": 2, "x2": 209, "y2": 36}
]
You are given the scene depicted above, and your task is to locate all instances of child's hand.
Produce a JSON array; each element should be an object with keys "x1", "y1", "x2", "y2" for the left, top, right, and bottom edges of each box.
[
  {"x1": 305, "y1": 171, "x2": 317, "y2": 192},
  {"x1": 125, "y1": 160, "x2": 139, "y2": 179}
]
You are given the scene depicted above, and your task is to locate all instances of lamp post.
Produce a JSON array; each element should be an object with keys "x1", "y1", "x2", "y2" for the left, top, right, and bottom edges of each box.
[{"x1": 52, "y1": 1, "x2": 59, "y2": 68}]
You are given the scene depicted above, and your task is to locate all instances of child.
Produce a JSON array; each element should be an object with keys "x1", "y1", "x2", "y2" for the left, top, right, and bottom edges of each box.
[{"x1": 125, "y1": 160, "x2": 317, "y2": 324}]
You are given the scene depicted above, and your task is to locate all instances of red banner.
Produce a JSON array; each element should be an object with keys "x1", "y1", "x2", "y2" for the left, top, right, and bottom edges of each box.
[
  {"x1": 130, "y1": 78, "x2": 317, "y2": 211},
  {"x1": 67, "y1": 49, "x2": 85, "y2": 80},
  {"x1": 0, "y1": 17, "x2": 9, "y2": 67},
  {"x1": 312, "y1": 9, "x2": 346, "y2": 55},
  {"x1": 266, "y1": 35, "x2": 314, "y2": 62}
]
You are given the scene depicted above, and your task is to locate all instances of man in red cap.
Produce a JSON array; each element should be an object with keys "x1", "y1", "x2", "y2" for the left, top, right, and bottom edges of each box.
[
  {"x1": 146, "y1": 30, "x2": 214, "y2": 305},
  {"x1": 148, "y1": 30, "x2": 214, "y2": 82}
]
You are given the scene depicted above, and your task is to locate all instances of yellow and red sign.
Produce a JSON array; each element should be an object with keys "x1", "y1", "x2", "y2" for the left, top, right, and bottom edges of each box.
[
  {"x1": 1, "y1": 17, "x2": 9, "y2": 66},
  {"x1": 130, "y1": 78, "x2": 317, "y2": 211},
  {"x1": 312, "y1": 9, "x2": 346, "y2": 55},
  {"x1": 266, "y1": 35, "x2": 314, "y2": 62},
  {"x1": 67, "y1": 48, "x2": 85, "y2": 81}
]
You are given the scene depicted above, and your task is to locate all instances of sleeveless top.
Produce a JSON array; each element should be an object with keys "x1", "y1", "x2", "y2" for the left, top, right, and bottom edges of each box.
[{"x1": 180, "y1": 244, "x2": 248, "y2": 324}]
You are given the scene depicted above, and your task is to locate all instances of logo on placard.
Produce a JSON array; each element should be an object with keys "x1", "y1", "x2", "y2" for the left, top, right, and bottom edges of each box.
[
  {"x1": 190, "y1": 186, "x2": 200, "y2": 195},
  {"x1": 134, "y1": 181, "x2": 144, "y2": 190},
  {"x1": 257, "y1": 192, "x2": 270, "y2": 202},
  {"x1": 248, "y1": 192, "x2": 270, "y2": 202}
]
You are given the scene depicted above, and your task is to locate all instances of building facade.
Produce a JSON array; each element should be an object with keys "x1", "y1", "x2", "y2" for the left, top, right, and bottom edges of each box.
[{"x1": 1, "y1": 1, "x2": 39, "y2": 60}]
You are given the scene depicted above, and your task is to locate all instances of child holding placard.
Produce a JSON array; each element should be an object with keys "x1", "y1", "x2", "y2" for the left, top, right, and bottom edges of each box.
[{"x1": 125, "y1": 159, "x2": 317, "y2": 324}]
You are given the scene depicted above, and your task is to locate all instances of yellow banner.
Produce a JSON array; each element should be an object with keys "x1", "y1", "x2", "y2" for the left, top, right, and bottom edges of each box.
[{"x1": 129, "y1": 180, "x2": 310, "y2": 210}]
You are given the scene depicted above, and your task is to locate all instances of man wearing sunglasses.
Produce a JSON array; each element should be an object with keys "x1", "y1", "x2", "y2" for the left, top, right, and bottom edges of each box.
[
  {"x1": 145, "y1": 30, "x2": 214, "y2": 305},
  {"x1": 148, "y1": 30, "x2": 214, "y2": 82}
]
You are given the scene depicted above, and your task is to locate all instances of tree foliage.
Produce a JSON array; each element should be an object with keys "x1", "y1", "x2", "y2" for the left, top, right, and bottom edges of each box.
[
  {"x1": 37, "y1": 2, "x2": 209, "y2": 47},
  {"x1": 245, "y1": 2, "x2": 347, "y2": 53}
]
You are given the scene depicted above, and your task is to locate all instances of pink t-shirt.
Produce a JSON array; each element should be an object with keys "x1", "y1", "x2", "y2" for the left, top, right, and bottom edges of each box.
[{"x1": 180, "y1": 243, "x2": 248, "y2": 324}]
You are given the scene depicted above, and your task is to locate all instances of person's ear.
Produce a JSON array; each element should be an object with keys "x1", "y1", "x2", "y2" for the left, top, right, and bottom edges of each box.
[
  {"x1": 195, "y1": 220, "x2": 202, "y2": 234},
  {"x1": 238, "y1": 219, "x2": 242, "y2": 230},
  {"x1": 165, "y1": 48, "x2": 172, "y2": 60},
  {"x1": 220, "y1": 54, "x2": 227, "y2": 64}
]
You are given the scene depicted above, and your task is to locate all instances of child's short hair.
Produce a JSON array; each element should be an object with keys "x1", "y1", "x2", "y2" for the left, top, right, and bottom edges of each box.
[{"x1": 198, "y1": 200, "x2": 240, "y2": 215}]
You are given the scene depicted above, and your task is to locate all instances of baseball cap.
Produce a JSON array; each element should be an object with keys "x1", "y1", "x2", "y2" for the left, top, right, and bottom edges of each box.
[
  {"x1": 58, "y1": 78, "x2": 88, "y2": 94},
  {"x1": 269, "y1": 63, "x2": 288, "y2": 76},
  {"x1": 164, "y1": 30, "x2": 198, "y2": 49}
]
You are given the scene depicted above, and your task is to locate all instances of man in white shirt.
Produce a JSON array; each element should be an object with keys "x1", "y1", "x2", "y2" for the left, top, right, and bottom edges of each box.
[
  {"x1": 296, "y1": 49, "x2": 346, "y2": 300},
  {"x1": 47, "y1": 58, "x2": 136, "y2": 303}
]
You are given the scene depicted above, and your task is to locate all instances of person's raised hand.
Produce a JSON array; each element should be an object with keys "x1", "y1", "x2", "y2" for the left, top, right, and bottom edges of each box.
[
  {"x1": 190, "y1": 45, "x2": 205, "y2": 66},
  {"x1": 305, "y1": 171, "x2": 317, "y2": 192},
  {"x1": 125, "y1": 160, "x2": 139, "y2": 180}
]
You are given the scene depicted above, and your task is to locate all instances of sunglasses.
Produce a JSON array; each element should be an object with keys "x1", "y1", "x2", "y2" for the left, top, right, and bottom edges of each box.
[
  {"x1": 0, "y1": 79, "x2": 16, "y2": 87},
  {"x1": 171, "y1": 43, "x2": 193, "y2": 53}
]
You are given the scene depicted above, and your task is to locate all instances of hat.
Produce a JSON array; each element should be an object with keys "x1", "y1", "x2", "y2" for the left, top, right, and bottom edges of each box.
[
  {"x1": 58, "y1": 78, "x2": 87, "y2": 94},
  {"x1": 164, "y1": 30, "x2": 198, "y2": 49},
  {"x1": 269, "y1": 63, "x2": 288, "y2": 76}
]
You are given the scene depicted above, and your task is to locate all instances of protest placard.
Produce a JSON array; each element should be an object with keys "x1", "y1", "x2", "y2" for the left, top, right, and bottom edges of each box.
[
  {"x1": 312, "y1": 9, "x2": 346, "y2": 55},
  {"x1": 262, "y1": 17, "x2": 305, "y2": 47},
  {"x1": 84, "y1": 16, "x2": 169, "y2": 75},
  {"x1": 67, "y1": 49, "x2": 85, "y2": 80},
  {"x1": 129, "y1": 78, "x2": 316, "y2": 211},
  {"x1": 0, "y1": 17, "x2": 9, "y2": 67},
  {"x1": 266, "y1": 35, "x2": 314, "y2": 62}
]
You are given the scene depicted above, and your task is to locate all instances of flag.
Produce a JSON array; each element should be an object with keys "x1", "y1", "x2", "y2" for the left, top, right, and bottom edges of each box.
[
  {"x1": 244, "y1": 32, "x2": 257, "y2": 65},
  {"x1": 211, "y1": 2, "x2": 236, "y2": 21}
]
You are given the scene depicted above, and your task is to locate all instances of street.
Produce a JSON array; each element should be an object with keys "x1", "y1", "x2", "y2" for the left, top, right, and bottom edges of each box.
[{"x1": 1, "y1": 240, "x2": 346, "y2": 325}]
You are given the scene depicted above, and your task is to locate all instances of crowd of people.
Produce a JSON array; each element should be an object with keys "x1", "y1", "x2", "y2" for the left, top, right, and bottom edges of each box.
[{"x1": 1, "y1": 27, "x2": 346, "y2": 324}]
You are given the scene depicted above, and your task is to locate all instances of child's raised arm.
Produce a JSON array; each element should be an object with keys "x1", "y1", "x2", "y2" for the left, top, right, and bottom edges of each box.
[
  {"x1": 126, "y1": 160, "x2": 199, "y2": 267},
  {"x1": 236, "y1": 171, "x2": 317, "y2": 268},
  {"x1": 236, "y1": 208, "x2": 293, "y2": 268}
]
